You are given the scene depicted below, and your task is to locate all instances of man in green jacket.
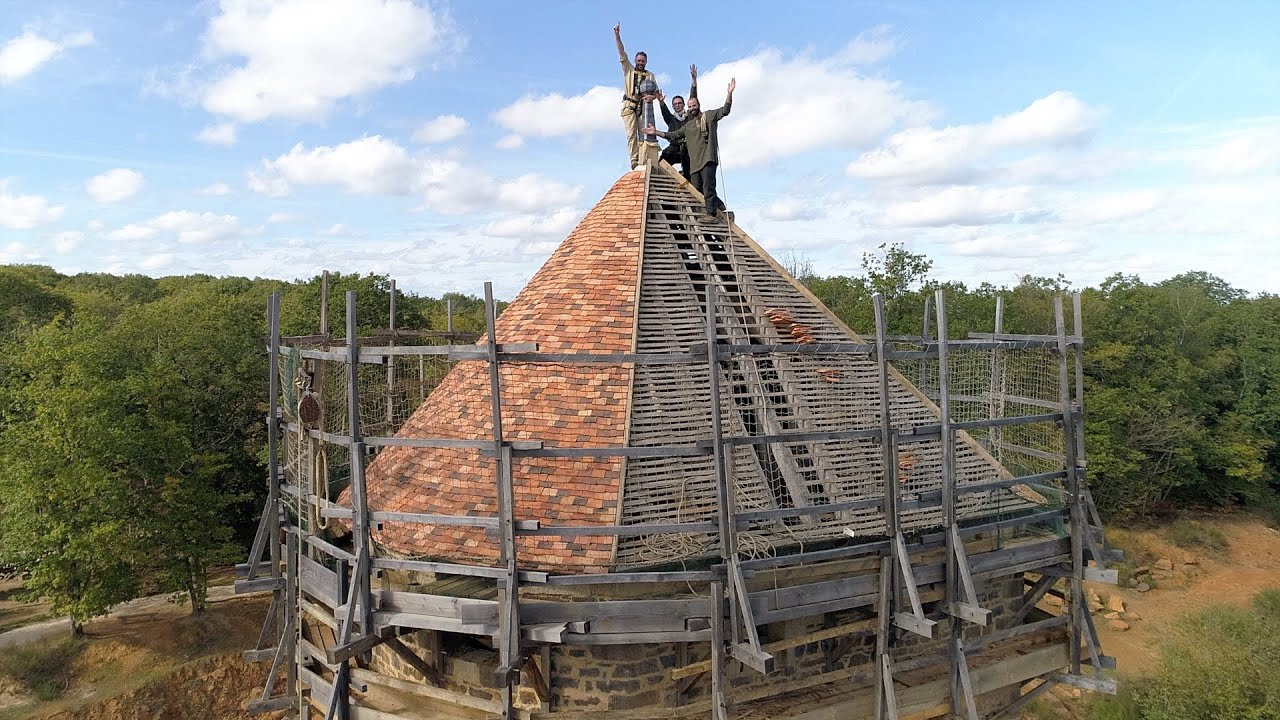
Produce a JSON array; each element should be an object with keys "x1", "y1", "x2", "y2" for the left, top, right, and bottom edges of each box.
[
  {"x1": 646, "y1": 78, "x2": 736, "y2": 219},
  {"x1": 658, "y1": 64, "x2": 699, "y2": 179},
  {"x1": 614, "y1": 23, "x2": 654, "y2": 170}
]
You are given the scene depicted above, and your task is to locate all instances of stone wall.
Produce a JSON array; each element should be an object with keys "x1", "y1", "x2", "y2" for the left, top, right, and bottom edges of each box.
[{"x1": 368, "y1": 569, "x2": 1033, "y2": 715}]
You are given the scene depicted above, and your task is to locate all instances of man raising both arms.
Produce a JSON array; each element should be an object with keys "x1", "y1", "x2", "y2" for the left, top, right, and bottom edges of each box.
[
  {"x1": 646, "y1": 78, "x2": 736, "y2": 220},
  {"x1": 657, "y1": 64, "x2": 698, "y2": 179},
  {"x1": 614, "y1": 22, "x2": 655, "y2": 170}
]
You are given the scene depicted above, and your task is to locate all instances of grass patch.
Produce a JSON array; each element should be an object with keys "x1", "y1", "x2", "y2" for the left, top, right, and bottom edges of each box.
[
  {"x1": 1165, "y1": 519, "x2": 1229, "y2": 553},
  {"x1": 1086, "y1": 682, "x2": 1142, "y2": 720},
  {"x1": 1021, "y1": 697, "x2": 1062, "y2": 720},
  {"x1": 0, "y1": 635, "x2": 83, "y2": 700},
  {"x1": 1089, "y1": 591, "x2": 1280, "y2": 719},
  {"x1": 1106, "y1": 529, "x2": 1158, "y2": 585}
]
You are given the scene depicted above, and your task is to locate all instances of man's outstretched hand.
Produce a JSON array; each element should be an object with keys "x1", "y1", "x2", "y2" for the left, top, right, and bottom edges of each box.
[
  {"x1": 728, "y1": 78, "x2": 736, "y2": 95},
  {"x1": 690, "y1": 64, "x2": 698, "y2": 80},
  {"x1": 613, "y1": 22, "x2": 621, "y2": 36}
]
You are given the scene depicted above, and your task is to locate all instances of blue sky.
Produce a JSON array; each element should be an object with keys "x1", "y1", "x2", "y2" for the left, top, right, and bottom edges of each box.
[{"x1": 1, "y1": 1, "x2": 1277, "y2": 298}]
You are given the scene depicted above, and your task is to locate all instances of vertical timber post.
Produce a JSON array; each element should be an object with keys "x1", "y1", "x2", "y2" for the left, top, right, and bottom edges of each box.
[
  {"x1": 387, "y1": 279, "x2": 397, "y2": 429},
  {"x1": 320, "y1": 270, "x2": 330, "y2": 338},
  {"x1": 990, "y1": 297, "x2": 1006, "y2": 463},
  {"x1": 705, "y1": 284, "x2": 732, "y2": 719},
  {"x1": 1071, "y1": 293, "x2": 1087, "y2": 464},
  {"x1": 918, "y1": 295, "x2": 932, "y2": 395},
  {"x1": 286, "y1": 530, "x2": 299, "y2": 701},
  {"x1": 1055, "y1": 296, "x2": 1086, "y2": 676},
  {"x1": 485, "y1": 282, "x2": 520, "y2": 719},
  {"x1": 710, "y1": 580, "x2": 729, "y2": 720},
  {"x1": 872, "y1": 294, "x2": 900, "y2": 720},
  {"x1": 267, "y1": 293, "x2": 284, "y2": 638},
  {"x1": 935, "y1": 290, "x2": 974, "y2": 720},
  {"x1": 345, "y1": 291, "x2": 373, "y2": 718}
]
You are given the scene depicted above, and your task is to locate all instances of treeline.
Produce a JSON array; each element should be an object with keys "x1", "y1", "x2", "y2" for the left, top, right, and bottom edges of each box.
[
  {"x1": 1, "y1": 247, "x2": 1278, "y2": 619},
  {"x1": 0, "y1": 266, "x2": 488, "y2": 619},
  {"x1": 800, "y1": 245, "x2": 1280, "y2": 522}
]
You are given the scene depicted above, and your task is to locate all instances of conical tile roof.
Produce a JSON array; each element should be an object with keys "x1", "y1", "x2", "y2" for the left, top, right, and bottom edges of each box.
[{"x1": 360, "y1": 165, "x2": 1035, "y2": 574}]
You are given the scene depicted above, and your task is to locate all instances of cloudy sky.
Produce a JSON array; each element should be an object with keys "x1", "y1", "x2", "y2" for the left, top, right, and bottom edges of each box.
[{"x1": 1, "y1": 1, "x2": 1278, "y2": 297}]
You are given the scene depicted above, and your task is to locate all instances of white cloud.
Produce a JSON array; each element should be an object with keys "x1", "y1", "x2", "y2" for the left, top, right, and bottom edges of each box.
[
  {"x1": 0, "y1": 29, "x2": 93, "y2": 83},
  {"x1": 483, "y1": 207, "x2": 583, "y2": 238},
  {"x1": 0, "y1": 241, "x2": 27, "y2": 262},
  {"x1": 198, "y1": 181, "x2": 233, "y2": 196},
  {"x1": 760, "y1": 196, "x2": 825, "y2": 222},
  {"x1": 321, "y1": 223, "x2": 357, "y2": 236},
  {"x1": 197, "y1": 122, "x2": 238, "y2": 145},
  {"x1": 199, "y1": 0, "x2": 456, "y2": 123},
  {"x1": 412, "y1": 114, "x2": 468, "y2": 143},
  {"x1": 849, "y1": 91, "x2": 1100, "y2": 184},
  {"x1": 416, "y1": 161, "x2": 582, "y2": 214},
  {"x1": 686, "y1": 48, "x2": 933, "y2": 169},
  {"x1": 249, "y1": 136, "x2": 417, "y2": 196},
  {"x1": 948, "y1": 232, "x2": 1085, "y2": 258},
  {"x1": 880, "y1": 186, "x2": 1042, "y2": 227},
  {"x1": 249, "y1": 135, "x2": 582, "y2": 214},
  {"x1": 1194, "y1": 125, "x2": 1280, "y2": 178},
  {"x1": 495, "y1": 133, "x2": 524, "y2": 150},
  {"x1": 492, "y1": 42, "x2": 930, "y2": 169},
  {"x1": 87, "y1": 219, "x2": 104, "y2": 231},
  {"x1": 50, "y1": 230, "x2": 83, "y2": 254},
  {"x1": 0, "y1": 179, "x2": 64, "y2": 228},
  {"x1": 141, "y1": 253, "x2": 175, "y2": 270},
  {"x1": 493, "y1": 85, "x2": 618, "y2": 140},
  {"x1": 838, "y1": 25, "x2": 900, "y2": 65},
  {"x1": 108, "y1": 210, "x2": 241, "y2": 244},
  {"x1": 247, "y1": 172, "x2": 289, "y2": 198},
  {"x1": 1056, "y1": 189, "x2": 1164, "y2": 225},
  {"x1": 107, "y1": 223, "x2": 158, "y2": 241},
  {"x1": 266, "y1": 211, "x2": 294, "y2": 224},
  {"x1": 86, "y1": 168, "x2": 145, "y2": 203}
]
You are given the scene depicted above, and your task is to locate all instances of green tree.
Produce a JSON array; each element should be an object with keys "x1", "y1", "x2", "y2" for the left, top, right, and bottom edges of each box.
[{"x1": 0, "y1": 279, "x2": 264, "y2": 616}]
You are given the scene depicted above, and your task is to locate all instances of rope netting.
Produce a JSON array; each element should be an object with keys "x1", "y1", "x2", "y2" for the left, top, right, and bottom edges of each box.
[{"x1": 276, "y1": 341, "x2": 457, "y2": 533}]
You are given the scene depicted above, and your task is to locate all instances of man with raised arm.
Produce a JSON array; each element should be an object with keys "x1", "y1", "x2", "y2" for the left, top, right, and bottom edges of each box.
[
  {"x1": 613, "y1": 22, "x2": 655, "y2": 170},
  {"x1": 645, "y1": 78, "x2": 736, "y2": 220},
  {"x1": 657, "y1": 64, "x2": 699, "y2": 180}
]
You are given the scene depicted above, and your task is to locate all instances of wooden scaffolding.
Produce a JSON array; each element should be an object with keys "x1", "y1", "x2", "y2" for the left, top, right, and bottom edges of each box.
[{"x1": 236, "y1": 165, "x2": 1118, "y2": 720}]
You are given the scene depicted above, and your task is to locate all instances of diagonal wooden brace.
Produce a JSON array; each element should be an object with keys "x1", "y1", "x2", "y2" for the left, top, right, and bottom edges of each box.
[
  {"x1": 944, "y1": 526, "x2": 990, "y2": 626},
  {"x1": 728, "y1": 560, "x2": 775, "y2": 674},
  {"x1": 892, "y1": 533, "x2": 936, "y2": 638},
  {"x1": 953, "y1": 639, "x2": 979, "y2": 720}
]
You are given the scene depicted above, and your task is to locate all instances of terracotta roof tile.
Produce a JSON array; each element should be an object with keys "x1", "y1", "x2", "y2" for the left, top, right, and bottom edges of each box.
[{"x1": 357, "y1": 172, "x2": 645, "y2": 574}]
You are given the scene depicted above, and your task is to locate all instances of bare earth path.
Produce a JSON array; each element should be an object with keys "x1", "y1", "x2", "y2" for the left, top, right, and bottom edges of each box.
[{"x1": 1090, "y1": 514, "x2": 1280, "y2": 676}]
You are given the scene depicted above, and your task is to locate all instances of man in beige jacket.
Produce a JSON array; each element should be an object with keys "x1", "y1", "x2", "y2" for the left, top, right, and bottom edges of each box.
[{"x1": 613, "y1": 23, "x2": 654, "y2": 170}]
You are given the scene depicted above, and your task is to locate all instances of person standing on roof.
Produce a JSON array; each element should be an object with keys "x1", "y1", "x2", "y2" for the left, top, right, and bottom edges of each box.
[
  {"x1": 645, "y1": 77, "x2": 736, "y2": 220},
  {"x1": 657, "y1": 64, "x2": 699, "y2": 180},
  {"x1": 614, "y1": 22, "x2": 655, "y2": 170}
]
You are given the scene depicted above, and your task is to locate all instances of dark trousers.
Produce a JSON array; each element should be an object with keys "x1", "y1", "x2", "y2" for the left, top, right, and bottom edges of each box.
[
  {"x1": 691, "y1": 162, "x2": 724, "y2": 216},
  {"x1": 661, "y1": 143, "x2": 691, "y2": 180}
]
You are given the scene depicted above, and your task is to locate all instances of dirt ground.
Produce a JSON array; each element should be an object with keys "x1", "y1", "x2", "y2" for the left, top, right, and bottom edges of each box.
[
  {"x1": 0, "y1": 590, "x2": 276, "y2": 720},
  {"x1": 1025, "y1": 512, "x2": 1280, "y2": 718},
  {"x1": 1089, "y1": 512, "x2": 1280, "y2": 676},
  {"x1": 0, "y1": 576, "x2": 53, "y2": 635}
]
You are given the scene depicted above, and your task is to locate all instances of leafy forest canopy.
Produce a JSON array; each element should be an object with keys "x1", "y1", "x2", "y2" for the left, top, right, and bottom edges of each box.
[{"x1": 0, "y1": 247, "x2": 1278, "y2": 619}]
